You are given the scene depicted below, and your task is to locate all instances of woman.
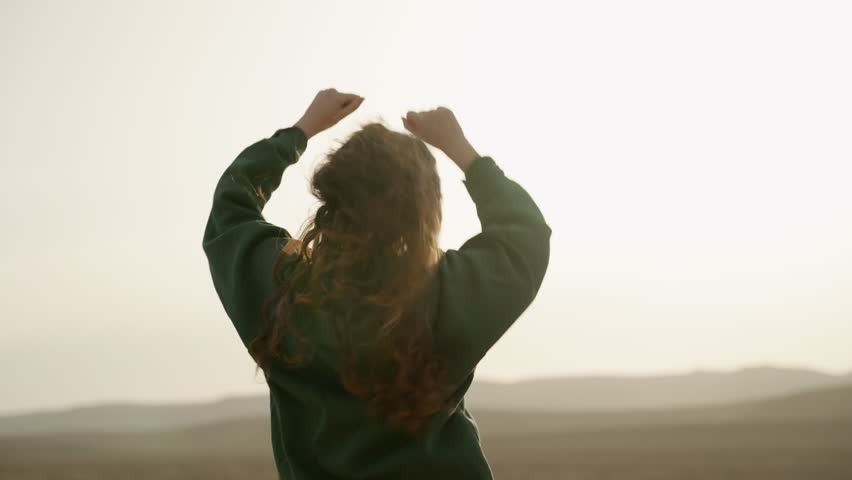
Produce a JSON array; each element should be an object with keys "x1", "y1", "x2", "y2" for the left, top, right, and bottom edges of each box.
[{"x1": 203, "y1": 88, "x2": 551, "y2": 479}]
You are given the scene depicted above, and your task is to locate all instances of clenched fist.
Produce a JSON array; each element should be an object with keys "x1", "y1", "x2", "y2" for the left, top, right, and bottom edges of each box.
[
  {"x1": 402, "y1": 107, "x2": 480, "y2": 173},
  {"x1": 294, "y1": 88, "x2": 364, "y2": 139}
]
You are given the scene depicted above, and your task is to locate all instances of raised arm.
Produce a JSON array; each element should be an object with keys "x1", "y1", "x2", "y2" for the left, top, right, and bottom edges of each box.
[
  {"x1": 403, "y1": 107, "x2": 552, "y2": 384},
  {"x1": 202, "y1": 88, "x2": 364, "y2": 347},
  {"x1": 202, "y1": 127, "x2": 308, "y2": 346}
]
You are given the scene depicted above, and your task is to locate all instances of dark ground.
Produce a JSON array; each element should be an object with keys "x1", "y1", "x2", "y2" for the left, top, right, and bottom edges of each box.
[{"x1": 2, "y1": 419, "x2": 851, "y2": 479}]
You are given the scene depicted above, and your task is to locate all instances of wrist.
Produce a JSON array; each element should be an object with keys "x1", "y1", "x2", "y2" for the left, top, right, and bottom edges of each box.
[
  {"x1": 444, "y1": 141, "x2": 479, "y2": 173},
  {"x1": 293, "y1": 119, "x2": 318, "y2": 140}
]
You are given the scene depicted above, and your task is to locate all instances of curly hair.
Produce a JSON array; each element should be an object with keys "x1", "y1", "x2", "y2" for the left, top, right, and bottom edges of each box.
[{"x1": 249, "y1": 121, "x2": 454, "y2": 434}]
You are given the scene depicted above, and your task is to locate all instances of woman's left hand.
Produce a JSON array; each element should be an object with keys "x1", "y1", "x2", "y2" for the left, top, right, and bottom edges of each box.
[{"x1": 293, "y1": 88, "x2": 365, "y2": 139}]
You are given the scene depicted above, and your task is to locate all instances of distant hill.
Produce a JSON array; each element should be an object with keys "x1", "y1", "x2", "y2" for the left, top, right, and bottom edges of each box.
[
  {"x1": 1, "y1": 366, "x2": 849, "y2": 436},
  {"x1": 465, "y1": 366, "x2": 851, "y2": 411},
  {"x1": 3, "y1": 384, "x2": 851, "y2": 465},
  {"x1": 133, "y1": 384, "x2": 852, "y2": 450},
  {"x1": 474, "y1": 383, "x2": 852, "y2": 437},
  {"x1": 0, "y1": 396, "x2": 267, "y2": 436},
  {"x1": 737, "y1": 381, "x2": 852, "y2": 420}
]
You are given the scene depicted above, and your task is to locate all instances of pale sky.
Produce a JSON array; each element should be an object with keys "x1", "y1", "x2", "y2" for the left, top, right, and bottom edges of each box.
[{"x1": 1, "y1": 0, "x2": 850, "y2": 414}]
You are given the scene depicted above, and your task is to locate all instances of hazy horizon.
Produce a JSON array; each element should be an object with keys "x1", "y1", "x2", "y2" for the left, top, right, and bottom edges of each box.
[
  {"x1": 2, "y1": 0, "x2": 850, "y2": 414},
  {"x1": 0, "y1": 363, "x2": 848, "y2": 416}
]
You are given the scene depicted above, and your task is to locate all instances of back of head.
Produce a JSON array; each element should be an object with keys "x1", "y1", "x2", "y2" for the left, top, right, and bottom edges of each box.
[
  {"x1": 252, "y1": 121, "x2": 452, "y2": 434},
  {"x1": 310, "y1": 122, "x2": 442, "y2": 281}
]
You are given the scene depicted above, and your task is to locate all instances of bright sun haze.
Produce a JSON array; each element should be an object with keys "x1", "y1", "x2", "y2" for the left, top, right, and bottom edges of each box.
[{"x1": 0, "y1": 0, "x2": 850, "y2": 414}]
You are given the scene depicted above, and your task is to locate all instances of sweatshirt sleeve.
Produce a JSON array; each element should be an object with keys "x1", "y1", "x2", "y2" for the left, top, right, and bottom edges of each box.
[
  {"x1": 433, "y1": 156, "x2": 552, "y2": 384},
  {"x1": 202, "y1": 126, "x2": 308, "y2": 348}
]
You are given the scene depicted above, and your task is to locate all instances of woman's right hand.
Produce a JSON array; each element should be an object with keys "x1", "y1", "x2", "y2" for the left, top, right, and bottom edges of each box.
[{"x1": 402, "y1": 107, "x2": 480, "y2": 173}]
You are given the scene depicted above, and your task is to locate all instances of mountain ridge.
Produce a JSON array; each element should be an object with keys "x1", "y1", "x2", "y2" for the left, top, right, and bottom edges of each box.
[
  {"x1": 2, "y1": 365, "x2": 849, "y2": 436},
  {"x1": 4, "y1": 383, "x2": 851, "y2": 463}
]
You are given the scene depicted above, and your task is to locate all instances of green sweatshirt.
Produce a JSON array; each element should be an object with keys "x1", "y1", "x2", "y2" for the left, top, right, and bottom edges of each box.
[{"x1": 203, "y1": 126, "x2": 551, "y2": 479}]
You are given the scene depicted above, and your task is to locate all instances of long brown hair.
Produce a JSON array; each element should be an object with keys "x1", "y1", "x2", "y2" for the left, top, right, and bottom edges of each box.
[{"x1": 250, "y1": 121, "x2": 453, "y2": 434}]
